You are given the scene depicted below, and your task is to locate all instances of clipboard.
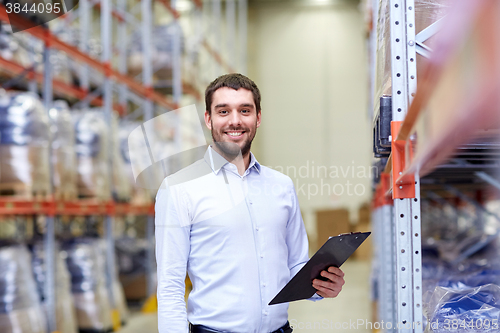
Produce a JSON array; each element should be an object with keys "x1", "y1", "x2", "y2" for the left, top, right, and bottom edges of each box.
[{"x1": 269, "y1": 232, "x2": 371, "y2": 305}]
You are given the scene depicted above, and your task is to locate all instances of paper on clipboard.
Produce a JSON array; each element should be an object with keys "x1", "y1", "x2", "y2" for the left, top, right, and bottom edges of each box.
[{"x1": 269, "y1": 232, "x2": 371, "y2": 305}]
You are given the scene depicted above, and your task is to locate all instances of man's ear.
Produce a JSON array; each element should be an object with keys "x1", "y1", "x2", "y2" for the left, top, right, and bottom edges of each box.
[
  {"x1": 256, "y1": 110, "x2": 261, "y2": 128},
  {"x1": 204, "y1": 110, "x2": 212, "y2": 130}
]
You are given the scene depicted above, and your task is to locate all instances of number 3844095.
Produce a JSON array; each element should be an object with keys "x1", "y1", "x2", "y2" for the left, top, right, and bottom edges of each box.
[
  {"x1": 5, "y1": 2, "x2": 61, "y2": 14},
  {"x1": 443, "y1": 319, "x2": 498, "y2": 330}
]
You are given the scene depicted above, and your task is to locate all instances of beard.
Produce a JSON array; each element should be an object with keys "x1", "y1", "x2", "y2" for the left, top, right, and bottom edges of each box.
[{"x1": 211, "y1": 121, "x2": 256, "y2": 160}]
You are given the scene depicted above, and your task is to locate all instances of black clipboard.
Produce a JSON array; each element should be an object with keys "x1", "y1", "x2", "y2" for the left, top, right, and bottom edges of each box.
[{"x1": 269, "y1": 232, "x2": 371, "y2": 305}]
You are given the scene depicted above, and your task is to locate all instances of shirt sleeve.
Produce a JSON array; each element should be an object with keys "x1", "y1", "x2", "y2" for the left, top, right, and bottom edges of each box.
[
  {"x1": 155, "y1": 180, "x2": 191, "y2": 332},
  {"x1": 285, "y1": 182, "x2": 323, "y2": 302}
]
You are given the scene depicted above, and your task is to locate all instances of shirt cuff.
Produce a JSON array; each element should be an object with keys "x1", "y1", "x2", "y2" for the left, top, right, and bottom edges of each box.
[{"x1": 308, "y1": 293, "x2": 324, "y2": 301}]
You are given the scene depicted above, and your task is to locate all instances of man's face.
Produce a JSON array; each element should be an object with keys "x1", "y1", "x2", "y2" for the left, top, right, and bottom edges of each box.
[{"x1": 205, "y1": 87, "x2": 261, "y2": 157}]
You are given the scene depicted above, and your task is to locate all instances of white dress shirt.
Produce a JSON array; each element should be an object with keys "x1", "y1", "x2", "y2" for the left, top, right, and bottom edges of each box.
[{"x1": 155, "y1": 146, "x2": 319, "y2": 333}]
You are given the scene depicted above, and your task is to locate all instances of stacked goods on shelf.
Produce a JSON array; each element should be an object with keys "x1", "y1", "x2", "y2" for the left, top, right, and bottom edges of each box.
[
  {"x1": 30, "y1": 241, "x2": 78, "y2": 333},
  {"x1": 50, "y1": 100, "x2": 78, "y2": 200},
  {"x1": 420, "y1": 199, "x2": 500, "y2": 332},
  {"x1": 73, "y1": 110, "x2": 110, "y2": 200},
  {"x1": 110, "y1": 115, "x2": 132, "y2": 202},
  {"x1": 0, "y1": 90, "x2": 51, "y2": 198},
  {"x1": 63, "y1": 238, "x2": 129, "y2": 331},
  {"x1": 414, "y1": 0, "x2": 450, "y2": 78},
  {"x1": 128, "y1": 23, "x2": 184, "y2": 83},
  {"x1": 74, "y1": 110, "x2": 132, "y2": 201},
  {"x1": 0, "y1": 26, "x2": 32, "y2": 70},
  {"x1": 116, "y1": 235, "x2": 156, "y2": 301},
  {"x1": 118, "y1": 121, "x2": 155, "y2": 205},
  {"x1": 0, "y1": 243, "x2": 47, "y2": 333},
  {"x1": 96, "y1": 239, "x2": 129, "y2": 324},
  {"x1": 62, "y1": 238, "x2": 113, "y2": 332},
  {"x1": 374, "y1": 0, "x2": 450, "y2": 103}
]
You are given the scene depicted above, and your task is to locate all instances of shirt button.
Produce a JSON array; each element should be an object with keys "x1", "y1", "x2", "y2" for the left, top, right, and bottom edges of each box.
[
  {"x1": 256, "y1": 228, "x2": 259, "y2": 231},
  {"x1": 262, "y1": 283, "x2": 266, "y2": 287},
  {"x1": 260, "y1": 255, "x2": 264, "y2": 258}
]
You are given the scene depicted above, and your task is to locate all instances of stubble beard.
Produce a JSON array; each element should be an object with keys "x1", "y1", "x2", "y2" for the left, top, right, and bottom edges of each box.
[{"x1": 211, "y1": 120, "x2": 256, "y2": 160}]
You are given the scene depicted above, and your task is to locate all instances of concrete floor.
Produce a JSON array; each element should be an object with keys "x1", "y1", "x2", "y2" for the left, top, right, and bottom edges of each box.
[{"x1": 117, "y1": 261, "x2": 372, "y2": 333}]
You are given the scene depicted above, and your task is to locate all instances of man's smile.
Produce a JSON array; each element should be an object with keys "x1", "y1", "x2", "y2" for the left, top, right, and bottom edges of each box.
[{"x1": 224, "y1": 130, "x2": 246, "y2": 138}]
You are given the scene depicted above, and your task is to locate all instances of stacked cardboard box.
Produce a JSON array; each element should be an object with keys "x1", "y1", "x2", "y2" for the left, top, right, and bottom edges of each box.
[{"x1": 315, "y1": 208, "x2": 351, "y2": 251}]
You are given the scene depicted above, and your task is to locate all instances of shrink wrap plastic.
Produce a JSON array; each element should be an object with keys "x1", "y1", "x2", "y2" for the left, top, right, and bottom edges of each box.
[
  {"x1": 50, "y1": 101, "x2": 77, "y2": 199},
  {"x1": 63, "y1": 238, "x2": 113, "y2": 331},
  {"x1": 128, "y1": 23, "x2": 184, "y2": 80},
  {"x1": 63, "y1": 238, "x2": 128, "y2": 330},
  {"x1": 0, "y1": 244, "x2": 47, "y2": 333},
  {"x1": 424, "y1": 284, "x2": 500, "y2": 333},
  {"x1": 118, "y1": 121, "x2": 157, "y2": 204},
  {"x1": 73, "y1": 110, "x2": 131, "y2": 201},
  {"x1": 30, "y1": 242, "x2": 78, "y2": 333},
  {"x1": 0, "y1": 91, "x2": 51, "y2": 195},
  {"x1": 374, "y1": 0, "x2": 451, "y2": 104}
]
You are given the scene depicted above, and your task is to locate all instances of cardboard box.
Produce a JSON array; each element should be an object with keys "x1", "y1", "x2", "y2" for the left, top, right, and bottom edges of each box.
[
  {"x1": 316, "y1": 209, "x2": 350, "y2": 251},
  {"x1": 352, "y1": 221, "x2": 372, "y2": 261}
]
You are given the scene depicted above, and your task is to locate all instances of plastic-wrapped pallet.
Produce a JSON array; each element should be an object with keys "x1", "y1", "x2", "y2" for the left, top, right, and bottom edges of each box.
[
  {"x1": 424, "y1": 284, "x2": 500, "y2": 333},
  {"x1": 62, "y1": 238, "x2": 113, "y2": 332},
  {"x1": 0, "y1": 243, "x2": 47, "y2": 333},
  {"x1": 118, "y1": 121, "x2": 157, "y2": 204},
  {"x1": 0, "y1": 90, "x2": 51, "y2": 197},
  {"x1": 50, "y1": 100, "x2": 78, "y2": 200},
  {"x1": 128, "y1": 23, "x2": 184, "y2": 81},
  {"x1": 0, "y1": 26, "x2": 32, "y2": 69},
  {"x1": 30, "y1": 241, "x2": 78, "y2": 333},
  {"x1": 95, "y1": 239, "x2": 129, "y2": 325},
  {"x1": 73, "y1": 110, "x2": 131, "y2": 201},
  {"x1": 374, "y1": 0, "x2": 451, "y2": 104}
]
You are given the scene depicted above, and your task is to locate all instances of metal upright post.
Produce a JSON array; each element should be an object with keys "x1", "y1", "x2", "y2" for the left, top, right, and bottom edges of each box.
[
  {"x1": 171, "y1": 0, "x2": 182, "y2": 104},
  {"x1": 390, "y1": 0, "x2": 422, "y2": 332},
  {"x1": 142, "y1": 0, "x2": 156, "y2": 298},
  {"x1": 238, "y1": 0, "x2": 247, "y2": 74},
  {"x1": 42, "y1": 44, "x2": 56, "y2": 333},
  {"x1": 226, "y1": 0, "x2": 236, "y2": 70},
  {"x1": 212, "y1": 0, "x2": 221, "y2": 76},
  {"x1": 118, "y1": 0, "x2": 128, "y2": 113},
  {"x1": 101, "y1": 0, "x2": 118, "y2": 329},
  {"x1": 79, "y1": 0, "x2": 90, "y2": 108}
]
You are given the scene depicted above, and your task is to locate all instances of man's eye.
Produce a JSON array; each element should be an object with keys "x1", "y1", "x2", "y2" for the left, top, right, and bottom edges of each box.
[
  {"x1": 220, "y1": 110, "x2": 228, "y2": 114},
  {"x1": 241, "y1": 109, "x2": 249, "y2": 113}
]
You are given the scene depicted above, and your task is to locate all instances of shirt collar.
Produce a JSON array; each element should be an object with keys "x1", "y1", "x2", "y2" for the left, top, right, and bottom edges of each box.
[{"x1": 204, "y1": 146, "x2": 261, "y2": 175}]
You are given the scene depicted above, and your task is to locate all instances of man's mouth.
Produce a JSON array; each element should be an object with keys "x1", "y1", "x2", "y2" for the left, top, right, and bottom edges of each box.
[{"x1": 225, "y1": 131, "x2": 245, "y2": 138}]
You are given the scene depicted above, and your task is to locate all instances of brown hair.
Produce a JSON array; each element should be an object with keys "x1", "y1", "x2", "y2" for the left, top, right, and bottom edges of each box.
[{"x1": 205, "y1": 73, "x2": 261, "y2": 115}]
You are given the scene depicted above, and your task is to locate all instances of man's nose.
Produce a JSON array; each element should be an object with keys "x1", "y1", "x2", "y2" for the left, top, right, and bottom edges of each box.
[{"x1": 228, "y1": 110, "x2": 242, "y2": 126}]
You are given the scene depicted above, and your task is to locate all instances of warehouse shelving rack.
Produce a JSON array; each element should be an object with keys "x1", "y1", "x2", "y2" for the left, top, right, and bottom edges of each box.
[
  {"x1": 371, "y1": 0, "x2": 423, "y2": 332},
  {"x1": 0, "y1": 0, "x2": 248, "y2": 332},
  {"x1": 370, "y1": 0, "x2": 500, "y2": 332}
]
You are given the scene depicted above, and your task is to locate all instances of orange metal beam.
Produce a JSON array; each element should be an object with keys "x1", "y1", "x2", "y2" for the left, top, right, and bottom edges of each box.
[
  {"x1": 0, "y1": 5, "x2": 178, "y2": 110},
  {"x1": 391, "y1": 121, "x2": 415, "y2": 199},
  {"x1": 0, "y1": 56, "x2": 127, "y2": 114},
  {"x1": 156, "y1": 0, "x2": 180, "y2": 19},
  {"x1": 201, "y1": 39, "x2": 235, "y2": 74},
  {"x1": 0, "y1": 198, "x2": 154, "y2": 216}
]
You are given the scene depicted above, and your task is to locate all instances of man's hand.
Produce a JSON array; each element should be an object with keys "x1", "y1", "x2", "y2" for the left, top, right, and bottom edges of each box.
[{"x1": 312, "y1": 266, "x2": 345, "y2": 298}]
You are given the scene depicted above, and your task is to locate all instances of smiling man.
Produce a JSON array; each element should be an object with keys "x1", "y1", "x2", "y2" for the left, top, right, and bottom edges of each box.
[{"x1": 155, "y1": 73, "x2": 345, "y2": 333}]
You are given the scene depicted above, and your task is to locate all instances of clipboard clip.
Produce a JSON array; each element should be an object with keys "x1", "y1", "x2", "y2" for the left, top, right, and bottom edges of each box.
[{"x1": 338, "y1": 232, "x2": 362, "y2": 236}]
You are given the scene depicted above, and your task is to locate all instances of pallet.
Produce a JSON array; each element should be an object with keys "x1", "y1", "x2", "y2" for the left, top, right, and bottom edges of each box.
[
  {"x1": 0, "y1": 182, "x2": 50, "y2": 200},
  {"x1": 54, "y1": 187, "x2": 78, "y2": 201}
]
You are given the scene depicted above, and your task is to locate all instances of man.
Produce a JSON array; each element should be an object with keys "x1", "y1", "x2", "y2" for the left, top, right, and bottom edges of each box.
[{"x1": 156, "y1": 73, "x2": 345, "y2": 333}]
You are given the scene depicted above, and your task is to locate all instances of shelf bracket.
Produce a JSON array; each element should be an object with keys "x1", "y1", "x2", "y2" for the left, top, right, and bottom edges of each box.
[{"x1": 391, "y1": 121, "x2": 415, "y2": 199}]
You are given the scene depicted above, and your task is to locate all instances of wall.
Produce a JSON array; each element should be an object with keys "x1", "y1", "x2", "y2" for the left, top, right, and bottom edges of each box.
[{"x1": 248, "y1": 0, "x2": 372, "y2": 240}]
